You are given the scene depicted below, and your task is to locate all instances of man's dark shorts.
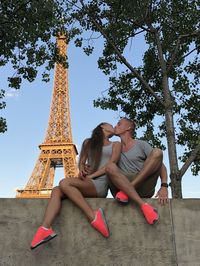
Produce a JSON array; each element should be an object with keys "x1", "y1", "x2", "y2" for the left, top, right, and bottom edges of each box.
[{"x1": 109, "y1": 170, "x2": 159, "y2": 198}]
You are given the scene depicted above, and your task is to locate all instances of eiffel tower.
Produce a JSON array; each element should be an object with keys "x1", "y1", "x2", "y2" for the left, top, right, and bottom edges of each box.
[{"x1": 16, "y1": 35, "x2": 78, "y2": 198}]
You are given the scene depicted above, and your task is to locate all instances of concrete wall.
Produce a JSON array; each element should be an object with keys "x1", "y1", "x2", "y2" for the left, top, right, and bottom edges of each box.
[{"x1": 0, "y1": 198, "x2": 199, "y2": 266}]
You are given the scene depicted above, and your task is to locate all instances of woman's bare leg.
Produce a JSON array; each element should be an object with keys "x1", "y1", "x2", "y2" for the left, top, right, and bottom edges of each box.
[
  {"x1": 42, "y1": 186, "x2": 66, "y2": 228},
  {"x1": 59, "y1": 178, "x2": 97, "y2": 222}
]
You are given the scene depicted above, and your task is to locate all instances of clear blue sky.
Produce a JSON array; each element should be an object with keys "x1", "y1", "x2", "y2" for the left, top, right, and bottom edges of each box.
[{"x1": 0, "y1": 34, "x2": 199, "y2": 198}]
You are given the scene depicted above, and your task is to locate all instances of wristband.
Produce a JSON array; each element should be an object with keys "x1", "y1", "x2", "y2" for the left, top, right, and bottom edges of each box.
[{"x1": 161, "y1": 183, "x2": 168, "y2": 188}]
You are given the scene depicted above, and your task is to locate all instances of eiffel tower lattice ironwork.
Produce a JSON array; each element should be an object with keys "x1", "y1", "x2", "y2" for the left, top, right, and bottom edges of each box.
[{"x1": 16, "y1": 35, "x2": 78, "y2": 198}]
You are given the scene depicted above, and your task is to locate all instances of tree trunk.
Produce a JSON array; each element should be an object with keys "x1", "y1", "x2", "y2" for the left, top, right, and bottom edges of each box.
[
  {"x1": 163, "y1": 75, "x2": 182, "y2": 198},
  {"x1": 170, "y1": 173, "x2": 182, "y2": 198},
  {"x1": 154, "y1": 31, "x2": 182, "y2": 198}
]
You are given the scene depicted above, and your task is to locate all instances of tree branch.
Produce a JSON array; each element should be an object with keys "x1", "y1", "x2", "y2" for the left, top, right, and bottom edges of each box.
[
  {"x1": 179, "y1": 144, "x2": 200, "y2": 179},
  {"x1": 167, "y1": 30, "x2": 200, "y2": 73},
  {"x1": 179, "y1": 45, "x2": 199, "y2": 61},
  {"x1": 115, "y1": 29, "x2": 145, "y2": 47},
  {"x1": 79, "y1": 0, "x2": 165, "y2": 107},
  {"x1": 128, "y1": 19, "x2": 155, "y2": 34},
  {"x1": 154, "y1": 29, "x2": 167, "y2": 74}
]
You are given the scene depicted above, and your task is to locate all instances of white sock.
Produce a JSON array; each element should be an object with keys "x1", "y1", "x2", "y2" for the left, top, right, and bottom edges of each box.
[{"x1": 42, "y1": 226, "x2": 49, "y2": 230}]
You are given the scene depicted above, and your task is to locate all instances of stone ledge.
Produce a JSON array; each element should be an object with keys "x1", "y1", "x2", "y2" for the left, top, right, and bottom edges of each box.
[{"x1": 0, "y1": 198, "x2": 199, "y2": 266}]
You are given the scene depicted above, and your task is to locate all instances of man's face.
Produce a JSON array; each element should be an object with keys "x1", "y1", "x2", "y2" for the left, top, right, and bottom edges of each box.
[
  {"x1": 114, "y1": 119, "x2": 130, "y2": 136},
  {"x1": 101, "y1": 123, "x2": 114, "y2": 138}
]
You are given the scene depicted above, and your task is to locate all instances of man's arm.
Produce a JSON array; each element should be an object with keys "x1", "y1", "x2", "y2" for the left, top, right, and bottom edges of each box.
[
  {"x1": 87, "y1": 142, "x2": 121, "y2": 179},
  {"x1": 155, "y1": 163, "x2": 169, "y2": 205}
]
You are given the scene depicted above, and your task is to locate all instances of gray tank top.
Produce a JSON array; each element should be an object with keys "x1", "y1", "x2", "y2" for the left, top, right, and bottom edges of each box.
[{"x1": 88, "y1": 142, "x2": 113, "y2": 172}]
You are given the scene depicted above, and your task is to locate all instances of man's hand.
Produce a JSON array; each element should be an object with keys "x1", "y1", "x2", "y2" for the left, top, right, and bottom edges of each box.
[{"x1": 155, "y1": 187, "x2": 168, "y2": 205}]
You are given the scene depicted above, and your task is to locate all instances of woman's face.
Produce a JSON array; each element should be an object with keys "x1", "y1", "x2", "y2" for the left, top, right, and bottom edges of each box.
[{"x1": 102, "y1": 123, "x2": 114, "y2": 137}]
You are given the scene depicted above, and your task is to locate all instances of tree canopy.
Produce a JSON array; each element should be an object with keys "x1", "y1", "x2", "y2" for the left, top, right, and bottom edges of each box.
[
  {"x1": 0, "y1": 89, "x2": 6, "y2": 133},
  {"x1": 0, "y1": 0, "x2": 66, "y2": 132},
  {"x1": 60, "y1": 0, "x2": 200, "y2": 196},
  {"x1": 1, "y1": 0, "x2": 199, "y2": 197}
]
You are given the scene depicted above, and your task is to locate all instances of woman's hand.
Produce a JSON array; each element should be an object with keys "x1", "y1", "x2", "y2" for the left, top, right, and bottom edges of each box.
[
  {"x1": 84, "y1": 164, "x2": 92, "y2": 175},
  {"x1": 78, "y1": 171, "x2": 86, "y2": 180},
  {"x1": 78, "y1": 164, "x2": 93, "y2": 180}
]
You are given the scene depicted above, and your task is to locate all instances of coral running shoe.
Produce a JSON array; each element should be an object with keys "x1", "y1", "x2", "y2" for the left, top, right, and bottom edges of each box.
[
  {"x1": 115, "y1": 191, "x2": 129, "y2": 204},
  {"x1": 91, "y1": 208, "x2": 109, "y2": 238},
  {"x1": 31, "y1": 226, "x2": 57, "y2": 249},
  {"x1": 141, "y1": 203, "x2": 159, "y2": 225}
]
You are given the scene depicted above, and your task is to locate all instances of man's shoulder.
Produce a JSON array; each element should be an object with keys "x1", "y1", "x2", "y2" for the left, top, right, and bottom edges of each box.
[
  {"x1": 136, "y1": 139, "x2": 149, "y2": 145},
  {"x1": 136, "y1": 139, "x2": 152, "y2": 148}
]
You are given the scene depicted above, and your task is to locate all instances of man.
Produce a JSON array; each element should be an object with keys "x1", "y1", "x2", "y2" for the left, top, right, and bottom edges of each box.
[{"x1": 106, "y1": 118, "x2": 168, "y2": 225}]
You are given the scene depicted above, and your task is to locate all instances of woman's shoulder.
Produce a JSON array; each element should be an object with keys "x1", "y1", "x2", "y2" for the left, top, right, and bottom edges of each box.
[
  {"x1": 112, "y1": 141, "x2": 121, "y2": 146},
  {"x1": 82, "y1": 138, "x2": 90, "y2": 146}
]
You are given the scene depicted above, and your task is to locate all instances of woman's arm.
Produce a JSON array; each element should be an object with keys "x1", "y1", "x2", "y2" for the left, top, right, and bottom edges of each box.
[
  {"x1": 78, "y1": 139, "x2": 90, "y2": 176},
  {"x1": 87, "y1": 141, "x2": 121, "y2": 179}
]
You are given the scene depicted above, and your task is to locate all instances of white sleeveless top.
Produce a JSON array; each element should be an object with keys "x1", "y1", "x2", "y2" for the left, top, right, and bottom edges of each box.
[{"x1": 88, "y1": 142, "x2": 113, "y2": 174}]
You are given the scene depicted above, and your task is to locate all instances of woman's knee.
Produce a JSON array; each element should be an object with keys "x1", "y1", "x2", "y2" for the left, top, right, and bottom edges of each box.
[
  {"x1": 59, "y1": 177, "x2": 76, "y2": 190},
  {"x1": 51, "y1": 186, "x2": 63, "y2": 198},
  {"x1": 59, "y1": 178, "x2": 70, "y2": 190}
]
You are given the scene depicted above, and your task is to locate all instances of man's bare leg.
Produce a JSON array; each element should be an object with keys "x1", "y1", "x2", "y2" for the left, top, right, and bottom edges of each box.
[
  {"x1": 106, "y1": 163, "x2": 144, "y2": 206},
  {"x1": 59, "y1": 178, "x2": 97, "y2": 222},
  {"x1": 106, "y1": 163, "x2": 159, "y2": 225},
  {"x1": 131, "y1": 148, "x2": 163, "y2": 188},
  {"x1": 42, "y1": 186, "x2": 65, "y2": 228}
]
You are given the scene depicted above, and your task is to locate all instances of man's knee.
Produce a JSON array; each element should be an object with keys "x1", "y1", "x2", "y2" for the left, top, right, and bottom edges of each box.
[
  {"x1": 151, "y1": 148, "x2": 163, "y2": 159},
  {"x1": 105, "y1": 162, "x2": 118, "y2": 175}
]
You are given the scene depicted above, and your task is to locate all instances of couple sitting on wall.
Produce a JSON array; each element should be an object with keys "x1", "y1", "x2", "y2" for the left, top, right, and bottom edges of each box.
[{"x1": 31, "y1": 118, "x2": 169, "y2": 249}]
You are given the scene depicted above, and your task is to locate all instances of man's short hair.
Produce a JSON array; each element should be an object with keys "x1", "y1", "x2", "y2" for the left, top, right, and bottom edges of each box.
[{"x1": 121, "y1": 117, "x2": 136, "y2": 134}]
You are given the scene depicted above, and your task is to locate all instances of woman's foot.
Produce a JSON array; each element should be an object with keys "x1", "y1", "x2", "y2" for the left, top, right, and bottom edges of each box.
[
  {"x1": 91, "y1": 208, "x2": 110, "y2": 238},
  {"x1": 30, "y1": 226, "x2": 57, "y2": 249}
]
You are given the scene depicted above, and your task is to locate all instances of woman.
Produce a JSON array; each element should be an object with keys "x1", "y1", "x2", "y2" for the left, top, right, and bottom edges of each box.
[{"x1": 31, "y1": 122, "x2": 121, "y2": 249}]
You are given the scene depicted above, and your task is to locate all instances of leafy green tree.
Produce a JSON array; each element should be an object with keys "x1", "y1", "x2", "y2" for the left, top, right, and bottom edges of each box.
[
  {"x1": 62, "y1": 0, "x2": 200, "y2": 197},
  {"x1": 1, "y1": 0, "x2": 199, "y2": 197},
  {"x1": 0, "y1": 90, "x2": 6, "y2": 133},
  {"x1": 0, "y1": 0, "x2": 67, "y2": 133}
]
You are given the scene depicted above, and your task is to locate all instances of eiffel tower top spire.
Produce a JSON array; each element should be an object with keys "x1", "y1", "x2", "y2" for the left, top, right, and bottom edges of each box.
[{"x1": 44, "y1": 35, "x2": 73, "y2": 144}]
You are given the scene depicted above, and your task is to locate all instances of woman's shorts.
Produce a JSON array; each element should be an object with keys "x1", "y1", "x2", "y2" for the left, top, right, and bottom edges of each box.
[{"x1": 91, "y1": 175, "x2": 109, "y2": 198}]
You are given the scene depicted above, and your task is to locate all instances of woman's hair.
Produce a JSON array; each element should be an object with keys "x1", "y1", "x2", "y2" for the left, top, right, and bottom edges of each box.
[{"x1": 79, "y1": 122, "x2": 107, "y2": 173}]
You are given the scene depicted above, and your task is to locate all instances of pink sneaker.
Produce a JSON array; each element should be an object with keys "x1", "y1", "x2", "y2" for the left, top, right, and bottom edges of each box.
[
  {"x1": 30, "y1": 226, "x2": 57, "y2": 249},
  {"x1": 91, "y1": 208, "x2": 109, "y2": 238},
  {"x1": 141, "y1": 203, "x2": 159, "y2": 225},
  {"x1": 115, "y1": 191, "x2": 129, "y2": 204}
]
